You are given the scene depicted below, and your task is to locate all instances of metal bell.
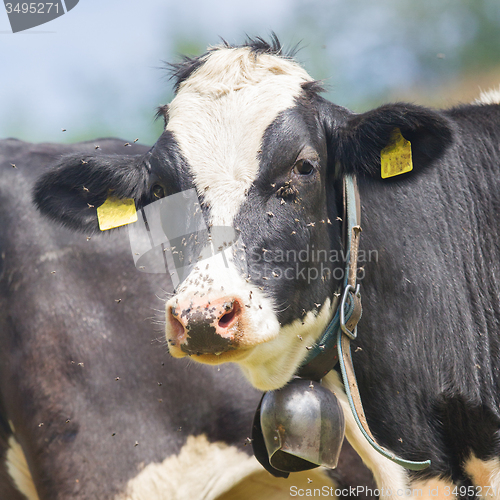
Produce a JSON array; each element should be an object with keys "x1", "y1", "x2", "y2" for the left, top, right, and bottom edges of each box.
[{"x1": 258, "y1": 378, "x2": 345, "y2": 473}]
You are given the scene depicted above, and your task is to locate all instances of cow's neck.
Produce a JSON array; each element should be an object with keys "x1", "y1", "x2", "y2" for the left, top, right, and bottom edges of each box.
[
  {"x1": 297, "y1": 175, "x2": 361, "y2": 380},
  {"x1": 297, "y1": 175, "x2": 432, "y2": 472}
]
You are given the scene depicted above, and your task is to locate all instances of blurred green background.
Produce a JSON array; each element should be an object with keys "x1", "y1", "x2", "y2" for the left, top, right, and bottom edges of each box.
[{"x1": 1, "y1": 0, "x2": 499, "y2": 146}]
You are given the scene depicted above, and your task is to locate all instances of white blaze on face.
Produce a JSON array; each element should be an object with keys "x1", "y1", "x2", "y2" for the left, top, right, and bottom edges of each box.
[{"x1": 166, "y1": 46, "x2": 314, "y2": 226}]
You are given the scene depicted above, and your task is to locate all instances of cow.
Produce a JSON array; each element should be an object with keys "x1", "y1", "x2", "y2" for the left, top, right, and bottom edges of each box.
[
  {"x1": 32, "y1": 36, "x2": 500, "y2": 498},
  {"x1": 0, "y1": 137, "x2": 375, "y2": 499}
]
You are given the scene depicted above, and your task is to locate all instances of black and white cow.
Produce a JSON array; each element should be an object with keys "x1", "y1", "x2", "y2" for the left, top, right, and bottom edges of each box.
[
  {"x1": 0, "y1": 138, "x2": 378, "y2": 499},
  {"x1": 32, "y1": 37, "x2": 500, "y2": 498}
]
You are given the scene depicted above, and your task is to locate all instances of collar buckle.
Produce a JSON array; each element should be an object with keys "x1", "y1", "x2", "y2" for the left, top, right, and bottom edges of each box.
[{"x1": 340, "y1": 284, "x2": 362, "y2": 340}]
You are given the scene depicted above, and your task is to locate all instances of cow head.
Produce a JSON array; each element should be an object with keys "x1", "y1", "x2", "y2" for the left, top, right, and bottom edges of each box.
[{"x1": 34, "y1": 37, "x2": 453, "y2": 391}]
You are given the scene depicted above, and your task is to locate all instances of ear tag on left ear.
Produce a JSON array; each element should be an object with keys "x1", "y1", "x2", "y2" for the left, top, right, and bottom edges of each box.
[
  {"x1": 97, "y1": 196, "x2": 137, "y2": 231},
  {"x1": 381, "y1": 128, "x2": 413, "y2": 179}
]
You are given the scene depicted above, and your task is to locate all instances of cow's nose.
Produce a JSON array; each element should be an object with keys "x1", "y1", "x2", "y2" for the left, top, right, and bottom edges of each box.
[{"x1": 167, "y1": 296, "x2": 243, "y2": 355}]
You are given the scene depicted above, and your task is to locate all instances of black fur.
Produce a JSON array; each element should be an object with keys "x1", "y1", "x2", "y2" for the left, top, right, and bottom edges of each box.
[
  {"x1": 29, "y1": 35, "x2": 500, "y2": 495},
  {"x1": 301, "y1": 80, "x2": 326, "y2": 96},
  {"x1": 3, "y1": 136, "x2": 376, "y2": 499},
  {"x1": 333, "y1": 103, "x2": 454, "y2": 178},
  {"x1": 235, "y1": 100, "x2": 342, "y2": 328},
  {"x1": 0, "y1": 138, "x2": 261, "y2": 499},
  {"x1": 33, "y1": 151, "x2": 150, "y2": 233},
  {"x1": 154, "y1": 104, "x2": 169, "y2": 127},
  {"x1": 32, "y1": 132, "x2": 194, "y2": 233},
  {"x1": 346, "y1": 102, "x2": 500, "y2": 485}
]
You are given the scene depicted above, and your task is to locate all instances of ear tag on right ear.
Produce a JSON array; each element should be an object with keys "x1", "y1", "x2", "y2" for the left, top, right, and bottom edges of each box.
[
  {"x1": 97, "y1": 196, "x2": 137, "y2": 231},
  {"x1": 381, "y1": 128, "x2": 413, "y2": 179}
]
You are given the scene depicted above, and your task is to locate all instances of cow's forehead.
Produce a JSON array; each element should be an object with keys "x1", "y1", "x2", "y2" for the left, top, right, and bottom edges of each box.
[{"x1": 166, "y1": 47, "x2": 314, "y2": 226}]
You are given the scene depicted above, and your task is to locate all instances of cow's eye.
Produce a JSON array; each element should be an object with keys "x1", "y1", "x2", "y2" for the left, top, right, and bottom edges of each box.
[
  {"x1": 293, "y1": 159, "x2": 315, "y2": 176},
  {"x1": 152, "y1": 183, "x2": 166, "y2": 199}
]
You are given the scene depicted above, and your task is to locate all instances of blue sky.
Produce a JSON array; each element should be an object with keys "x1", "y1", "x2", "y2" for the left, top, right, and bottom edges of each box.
[
  {"x1": 1, "y1": 0, "x2": 497, "y2": 145},
  {"x1": 0, "y1": 0, "x2": 296, "y2": 143}
]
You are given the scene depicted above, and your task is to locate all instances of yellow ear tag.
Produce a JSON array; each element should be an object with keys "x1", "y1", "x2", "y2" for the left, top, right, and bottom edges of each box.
[
  {"x1": 97, "y1": 196, "x2": 137, "y2": 231},
  {"x1": 380, "y1": 128, "x2": 413, "y2": 179}
]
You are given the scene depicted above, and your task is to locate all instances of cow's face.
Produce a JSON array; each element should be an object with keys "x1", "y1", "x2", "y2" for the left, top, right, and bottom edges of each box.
[
  {"x1": 145, "y1": 47, "x2": 349, "y2": 390},
  {"x1": 34, "y1": 39, "x2": 453, "y2": 391}
]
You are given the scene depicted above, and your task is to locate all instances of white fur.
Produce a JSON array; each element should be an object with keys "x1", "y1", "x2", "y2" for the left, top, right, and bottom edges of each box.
[
  {"x1": 322, "y1": 371, "x2": 409, "y2": 499},
  {"x1": 166, "y1": 244, "x2": 337, "y2": 391},
  {"x1": 238, "y1": 298, "x2": 334, "y2": 390},
  {"x1": 166, "y1": 248, "x2": 281, "y2": 354},
  {"x1": 476, "y1": 86, "x2": 500, "y2": 105},
  {"x1": 409, "y1": 478, "x2": 457, "y2": 500},
  {"x1": 115, "y1": 434, "x2": 334, "y2": 500},
  {"x1": 164, "y1": 47, "x2": 320, "y2": 375},
  {"x1": 464, "y1": 454, "x2": 500, "y2": 498},
  {"x1": 6, "y1": 435, "x2": 40, "y2": 500},
  {"x1": 166, "y1": 46, "x2": 313, "y2": 226}
]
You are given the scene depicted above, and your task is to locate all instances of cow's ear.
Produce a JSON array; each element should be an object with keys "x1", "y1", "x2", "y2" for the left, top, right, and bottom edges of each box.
[
  {"x1": 334, "y1": 103, "x2": 454, "y2": 179},
  {"x1": 33, "y1": 153, "x2": 151, "y2": 233}
]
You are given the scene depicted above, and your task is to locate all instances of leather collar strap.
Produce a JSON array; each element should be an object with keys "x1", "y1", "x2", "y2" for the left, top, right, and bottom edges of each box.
[
  {"x1": 297, "y1": 176, "x2": 362, "y2": 381},
  {"x1": 299, "y1": 175, "x2": 430, "y2": 472}
]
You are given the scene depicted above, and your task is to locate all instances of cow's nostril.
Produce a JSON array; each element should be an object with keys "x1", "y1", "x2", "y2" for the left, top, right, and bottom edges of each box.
[
  {"x1": 169, "y1": 307, "x2": 186, "y2": 341},
  {"x1": 219, "y1": 309, "x2": 235, "y2": 328},
  {"x1": 218, "y1": 301, "x2": 241, "y2": 329}
]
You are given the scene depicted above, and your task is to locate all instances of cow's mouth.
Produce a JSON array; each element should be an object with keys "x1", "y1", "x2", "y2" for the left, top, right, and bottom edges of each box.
[
  {"x1": 167, "y1": 341, "x2": 249, "y2": 364},
  {"x1": 190, "y1": 350, "x2": 250, "y2": 364}
]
